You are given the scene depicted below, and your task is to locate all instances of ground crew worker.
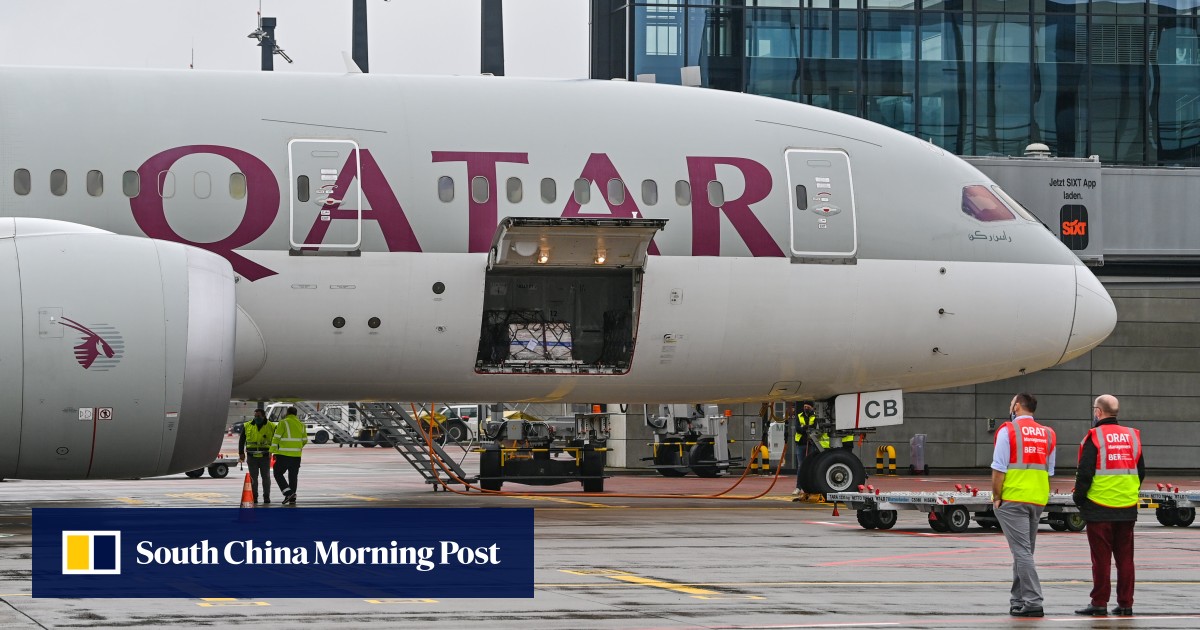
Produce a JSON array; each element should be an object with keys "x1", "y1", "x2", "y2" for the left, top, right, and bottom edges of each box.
[
  {"x1": 238, "y1": 409, "x2": 275, "y2": 504},
  {"x1": 792, "y1": 401, "x2": 819, "y2": 496},
  {"x1": 271, "y1": 406, "x2": 308, "y2": 505},
  {"x1": 839, "y1": 432, "x2": 855, "y2": 450},
  {"x1": 1073, "y1": 394, "x2": 1144, "y2": 618},
  {"x1": 991, "y1": 393, "x2": 1056, "y2": 618}
]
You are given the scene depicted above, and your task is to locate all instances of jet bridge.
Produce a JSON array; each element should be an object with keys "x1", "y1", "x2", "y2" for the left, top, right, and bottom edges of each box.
[{"x1": 476, "y1": 217, "x2": 665, "y2": 375}]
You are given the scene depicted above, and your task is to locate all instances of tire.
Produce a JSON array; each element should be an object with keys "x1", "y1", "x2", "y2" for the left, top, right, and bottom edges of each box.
[
  {"x1": 653, "y1": 438, "x2": 689, "y2": 477},
  {"x1": 928, "y1": 512, "x2": 949, "y2": 532},
  {"x1": 580, "y1": 448, "x2": 606, "y2": 493},
  {"x1": 479, "y1": 448, "x2": 503, "y2": 492},
  {"x1": 208, "y1": 463, "x2": 229, "y2": 479},
  {"x1": 857, "y1": 510, "x2": 879, "y2": 529},
  {"x1": 582, "y1": 477, "x2": 605, "y2": 493},
  {"x1": 688, "y1": 438, "x2": 721, "y2": 478},
  {"x1": 1176, "y1": 507, "x2": 1196, "y2": 527},
  {"x1": 313, "y1": 430, "x2": 330, "y2": 445},
  {"x1": 807, "y1": 449, "x2": 866, "y2": 496},
  {"x1": 1064, "y1": 512, "x2": 1087, "y2": 532},
  {"x1": 185, "y1": 469, "x2": 204, "y2": 478},
  {"x1": 943, "y1": 506, "x2": 970, "y2": 533},
  {"x1": 1157, "y1": 506, "x2": 1179, "y2": 526},
  {"x1": 874, "y1": 509, "x2": 898, "y2": 530},
  {"x1": 1049, "y1": 519, "x2": 1068, "y2": 531},
  {"x1": 799, "y1": 451, "x2": 821, "y2": 493},
  {"x1": 443, "y1": 419, "x2": 470, "y2": 444}
]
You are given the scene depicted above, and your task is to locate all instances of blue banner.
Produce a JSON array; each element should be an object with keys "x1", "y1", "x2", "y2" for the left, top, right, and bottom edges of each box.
[{"x1": 34, "y1": 508, "x2": 534, "y2": 598}]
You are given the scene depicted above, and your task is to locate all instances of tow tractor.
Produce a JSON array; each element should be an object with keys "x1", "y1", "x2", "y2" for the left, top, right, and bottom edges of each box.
[
  {"x1": 644, "y1": 404, "x2": 742, "y2": 477},
  {"x1": 828, "y1": 484, "x2": 1086, "y2": 533},
  {"x1": 1142, "y1": 484, "x2": 1198, "y2": 527},
  {"x1": 184, "y1": 453, "x2": 238, "y2": 479},
  {"x1": 475, "y1": 411, "x2": 609, "y2": 492}
]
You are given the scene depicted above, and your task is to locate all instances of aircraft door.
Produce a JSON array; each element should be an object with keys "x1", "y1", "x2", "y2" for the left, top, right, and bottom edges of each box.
[
  {"x1": 287, "y1": 139, "x2": 362, "y2": 250},
  {"x1": 786, "y1": 149, "x2": 857, "y2": 261}
]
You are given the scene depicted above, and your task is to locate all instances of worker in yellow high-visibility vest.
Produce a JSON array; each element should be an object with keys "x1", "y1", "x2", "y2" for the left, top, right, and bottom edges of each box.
[
  {"x1": 791, "y1": 401, "x2": 818, "y2": 496},
  {"x1": 271, "y1": 406, "x2": 308, "y2": 505},
  {"x1": 238, "y1": 409, "x2": 276, "y2": 504}
]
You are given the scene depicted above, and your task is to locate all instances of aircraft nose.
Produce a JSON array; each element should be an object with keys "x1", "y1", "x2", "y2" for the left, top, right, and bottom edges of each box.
[{"x1": 1060, "y1": 265, "x2": 1117, "y2": 364}]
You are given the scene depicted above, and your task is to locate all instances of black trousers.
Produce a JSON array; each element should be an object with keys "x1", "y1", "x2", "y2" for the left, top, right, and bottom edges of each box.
[{"x1": 273, "y1": 454, "x2": 301, "y2": 497}]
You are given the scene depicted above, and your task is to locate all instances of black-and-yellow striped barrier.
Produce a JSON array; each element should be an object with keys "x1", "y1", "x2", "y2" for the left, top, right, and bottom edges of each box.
[{"x1": 875, "y1": 445, "x2": 897, "y2": 476}]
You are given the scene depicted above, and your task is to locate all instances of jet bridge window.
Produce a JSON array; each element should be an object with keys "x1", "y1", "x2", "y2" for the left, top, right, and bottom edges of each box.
[
  {"x1": 962, "y1": 185, "x2": 1015, "y2": 222},
  {"x1": 438, "y1": 176, "x2": 455, "y2": 202},
  {"x1": 13, "y1": 169, "x2": 30, "y2": 196},
  {"x1": 86, "y1": 170, "x2": 103, "y2": 197},
  {"x1": 122, "y1": 171, "x2": 140, "y2": 197},
  {"x1": 50, "y1": 170, "x2": 68, "y2": 196}
]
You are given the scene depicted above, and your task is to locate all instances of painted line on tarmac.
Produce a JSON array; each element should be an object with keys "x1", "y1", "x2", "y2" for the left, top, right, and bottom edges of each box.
[
  {"x1": 608, "y1": 574, "x2": 720, "y2": 595},
  {"x1": 558, "y1": 569, "x2": 760, "y2": 598},
  {"x1": 510, "y1": 496, "x2": 626, "y2": 508},
  {"x1": 196, "y1": 597, "x2": 269, "y2": 607},
  {"x1": 341, "y1": 494, "x2": 382, "y2": 502},
  {"x1": 364, "y1": 598, "x2": 439, "y2": 604},
  {"x1": 0, "y1": 594, "x2": 30, "y2": 597},
  {"x1": 115, "y1": 497, "x2": 144, "y2": 505},
  {"x1": 166, "y1": 493, "x2": 229, "y2": 505}
]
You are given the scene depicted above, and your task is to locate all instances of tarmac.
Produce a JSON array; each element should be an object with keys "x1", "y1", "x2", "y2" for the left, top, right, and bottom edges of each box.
[{"x1": 0, "y1": 436, "x2": 1197, "y2": 629}]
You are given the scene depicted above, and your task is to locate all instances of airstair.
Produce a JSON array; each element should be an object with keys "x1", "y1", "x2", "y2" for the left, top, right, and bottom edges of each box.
[
  {"x1": 352, "y1": 402, "x2": 471, "y2": 490},
  {"x1": 293, "y1": 401, "x2": 359, "y2": 445}
]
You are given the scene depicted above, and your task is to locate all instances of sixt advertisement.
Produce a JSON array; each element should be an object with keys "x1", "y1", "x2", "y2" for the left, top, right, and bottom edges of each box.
[{"x1": 33, "y1": 508, "x2": 534, "y2": 598}]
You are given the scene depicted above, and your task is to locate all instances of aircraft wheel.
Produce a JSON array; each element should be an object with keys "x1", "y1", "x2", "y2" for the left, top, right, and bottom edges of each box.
[
  {"x1": 1049, "y1": 519, "x2": 1068, "y2": 531},
  {"x1": 857, "y1": 510, "x2": 879, "y2": 529},
  {"x1": 1156, "y1": 506, "x2": 1179, "y2": 526},
  {"x1": 688, "y1": 438, "x2": 721, "y2": 478},
  {"x1": 1064, "y1": 512, "x2": 1087, "y2": 532},
  {"x1": 653, "y1": 438, "x2": 689, "y2": 477},
  {"x1": 185, "y1": 469, "x2": 204, "y2": 478},
  {"x1": 928, "y1": 512, "x2": 949, "y2": 532},
  {"x1": 875, "y1": 510, "x2": 898, "y2": 530},
  {"x1": 207, "y1": 463, "x2": 229, "y2": 479},
  {"x1": 808, "y1": 449, "x2": 866, "y2": 496},
  {"x1": 313, "y1": 430, "x2": 330, "y2": 445},
  {"x1": 799, "y1": 452, "x2": 821, "y2": 493}
]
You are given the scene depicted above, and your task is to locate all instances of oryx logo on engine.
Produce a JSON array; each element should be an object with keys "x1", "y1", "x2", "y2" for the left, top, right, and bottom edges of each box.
[{"x1": 59, "y1": 317, "x2": 124, "y2": 371}]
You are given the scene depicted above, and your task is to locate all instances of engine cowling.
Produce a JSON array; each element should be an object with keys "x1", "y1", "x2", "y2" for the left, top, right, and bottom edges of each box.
[{"x1": 0, "y1": 218, "x2": 236, "y2": 479}]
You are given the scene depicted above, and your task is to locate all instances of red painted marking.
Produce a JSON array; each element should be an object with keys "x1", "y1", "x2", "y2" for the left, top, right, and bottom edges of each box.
[{"x1": 854, "y1": 393, "x2": 862, "y2": 429}]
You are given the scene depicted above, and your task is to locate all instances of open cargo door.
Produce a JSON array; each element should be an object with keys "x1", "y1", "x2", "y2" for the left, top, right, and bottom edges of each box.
[{"x1": 478, "y1": 218, "x2": 666, "y2": 375}]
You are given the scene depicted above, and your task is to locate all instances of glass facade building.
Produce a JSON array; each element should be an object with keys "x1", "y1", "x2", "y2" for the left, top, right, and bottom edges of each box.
[{"x1": 590, "y1": 0, "x2": 1200, "y2": 166}]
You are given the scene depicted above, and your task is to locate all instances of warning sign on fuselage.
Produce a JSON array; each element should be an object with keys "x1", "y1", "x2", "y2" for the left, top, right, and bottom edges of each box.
[{"x1": 834, "y1": 389, "x2": 904, "y2": 430}]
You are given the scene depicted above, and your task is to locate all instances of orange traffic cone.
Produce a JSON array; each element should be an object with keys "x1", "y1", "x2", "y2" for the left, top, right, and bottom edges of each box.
[{"x1": 240, "y1": 473, "x2": 255, "y2": 509}]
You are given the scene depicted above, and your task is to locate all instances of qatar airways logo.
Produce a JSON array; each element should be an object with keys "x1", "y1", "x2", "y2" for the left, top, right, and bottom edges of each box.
[{"x1": 59, "y1": 317, "x2": 124, "y2": 371}]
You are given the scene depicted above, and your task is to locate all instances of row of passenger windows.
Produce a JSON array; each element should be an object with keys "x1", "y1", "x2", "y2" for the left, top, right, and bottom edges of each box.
[
  {"x1": 430, "y1": 176, "x2": 732, "y2": 208},
  {"x1": 11, "y1": 169, "x2": 248, "y2": 200}
]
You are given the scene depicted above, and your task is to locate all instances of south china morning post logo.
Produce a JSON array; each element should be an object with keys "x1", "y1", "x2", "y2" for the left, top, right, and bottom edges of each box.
[
  {"x1": 61, "y1": 531, "x2": 121, "y2": 575},
  {"x1": 35, "y1": 508, "x2": 534, "y2": 598}
]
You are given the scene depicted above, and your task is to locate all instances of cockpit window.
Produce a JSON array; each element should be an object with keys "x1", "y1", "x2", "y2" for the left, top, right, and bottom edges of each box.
[
  {"x1": 962, "y1": 185, "x2": 1015, "y2": 222},
  {"x1": 991, "y1": 185, "x2": 1039, "y2": 223}
]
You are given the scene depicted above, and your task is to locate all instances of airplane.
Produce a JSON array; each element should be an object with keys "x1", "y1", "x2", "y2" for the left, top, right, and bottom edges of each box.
[{"x1": 0, "y1": 66, "x2": 1116, "y2": 483}]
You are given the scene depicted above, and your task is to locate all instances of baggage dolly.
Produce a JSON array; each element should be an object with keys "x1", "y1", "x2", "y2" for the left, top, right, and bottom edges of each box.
[
  {"x1": 1141, "y1": 484, "x2": 1198, "y2": 527},
  {"x1": 828, "y1": 484, "x2": 1085, "y2": 533}
]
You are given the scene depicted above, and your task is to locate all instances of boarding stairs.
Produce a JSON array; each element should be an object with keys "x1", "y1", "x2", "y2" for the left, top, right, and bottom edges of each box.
[
  {"x1": 351, "y1": 402, "x2": 470, "y2": 491},
  {"x1": 293, "y1": 401, "x2": 359, "y2": 445}
]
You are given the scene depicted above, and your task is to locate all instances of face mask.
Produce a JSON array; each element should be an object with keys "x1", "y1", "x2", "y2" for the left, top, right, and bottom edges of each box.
[{"x1": 1009, "y1": 409, "x2": 1017, "y2": 421}]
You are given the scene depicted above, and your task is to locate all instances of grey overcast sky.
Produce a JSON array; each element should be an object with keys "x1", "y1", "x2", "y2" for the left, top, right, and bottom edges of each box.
[{"x1": 0, "y1": 0, "x2": 590, "y2": 77}]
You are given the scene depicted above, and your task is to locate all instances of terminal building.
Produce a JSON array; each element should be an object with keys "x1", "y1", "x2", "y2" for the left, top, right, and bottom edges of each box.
[{"x1": 590, "y1": 0, "x2": 1200, "y2": 469}]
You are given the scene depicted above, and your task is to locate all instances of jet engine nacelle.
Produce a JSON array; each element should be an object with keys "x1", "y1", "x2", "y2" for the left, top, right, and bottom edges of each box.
[{"x1": 0, "y1": 218, "x2": 236, "y2": 479}]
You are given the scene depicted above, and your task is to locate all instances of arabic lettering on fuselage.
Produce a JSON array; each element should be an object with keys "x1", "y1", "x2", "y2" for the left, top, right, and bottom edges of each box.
[
  {"x1": 968, "y1": 230, "x2": 1012, "y2": 244},
  {"x1": 127, "y1": 146, "x2": 785, "y2": 281}
]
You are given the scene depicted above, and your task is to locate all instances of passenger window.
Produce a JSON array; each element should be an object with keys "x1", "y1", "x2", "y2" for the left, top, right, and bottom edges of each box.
[
  {"x1": 574, "y1": 178, "x2": 591, "y2": 204},
  {"x1": 50, "y1": 169, "x2": 68, "y2": 196},
  {"x1": 795, "y1": 185, "x2": 807, "y2": 210},
  {"x1": 540, "y1": 178, "x2": 556, "y2": 203},
  {"x1": 14, "y1": 169, "x2": 30, "y2": 196},
  {"x1": 194, "y1": 171, "x2": 211, "y2": 199},
  {"x1": 86, "y1": 170, "x2": 103, "y2": 197},
  {"x1": 641, "y1": 179, "x2": 658, "y2": 206},
  {"x1": 158, "y1": 171, "x2": 175, "y2": 198},
  {"x1": 438, "y1": 176, "x2": 454, "y2": 202},
  {"x1": 607, "y1": 179, "x2": 625, "y2": 205},
  {"x1": 962, "y1": 185, "x2": 1015, "y2": 222},
  {"x1": 708, "y1": 181, "x2": 724, "y2": 207},
  {"x1": 123, "y1": 171, "x2": 141, "y2": 197},
  {"x1": 675, "y1": 180, "x2": 691, "y2": 206},
  {"x1": 471, "y1": 176, "x2": 490, "y2": 203},
  {"x1": 506, "y1": 177, "x2": 523, "y2": 203},
  {"x1": 297, "y1": 175, "x2": 310, "y2": 202},
  {"x1": 229, "y1": 173, "x2": 247, "y2": 200}
]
